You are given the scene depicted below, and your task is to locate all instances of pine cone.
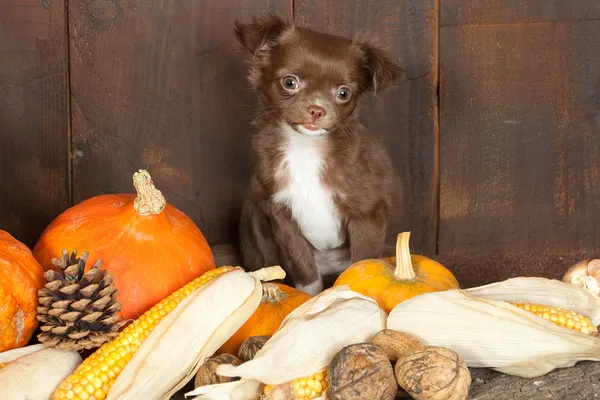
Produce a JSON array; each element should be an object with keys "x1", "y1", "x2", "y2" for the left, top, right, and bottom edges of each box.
[{"x1": 36, "y1": 249, "x2": 125, "y2": 350}]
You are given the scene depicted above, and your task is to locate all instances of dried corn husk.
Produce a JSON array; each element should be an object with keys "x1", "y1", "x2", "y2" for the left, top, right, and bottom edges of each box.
[
  {"x1": 465, "y1": 277, "x2": 600, "y2": 325},
  {"x1": 0, "y1": 344, "x2": 82, "y2": 400},
  {"x1": 387, "y1": 277, "x2": 600, "y2": 378},
  {"x1": 106, "y1": 266, "x2": 285, "y2": 400},
  {"x1": 186, "y1": 285, "x2": 387, "y2": 399},
  {"x1": 0, "y1": 343, "x2": 46, "y2": 364}
]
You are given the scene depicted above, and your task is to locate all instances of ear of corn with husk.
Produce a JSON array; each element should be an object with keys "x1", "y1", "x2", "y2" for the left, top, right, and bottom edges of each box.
[
  {"x1": 0, "y1": 344, "x2": 82, "y2": 400},
  {"x1": 186, "y1": 285, "x2": 387, "y2": 400},
  {"x1": 53, "y1": 265, "x2": 285, "y2": 400},
  {"x1": 263, "y1": 370, "x2": 328, "y2": 400},
  {"x1": 108, "y1": 266, "x2": 284, "y2": 400},
  {"x1": 465, "y1": 276, "x2": 600, "y2": 325},
  {"x1": 387, "y1": 277, "x2": 600, "y2": 378}
]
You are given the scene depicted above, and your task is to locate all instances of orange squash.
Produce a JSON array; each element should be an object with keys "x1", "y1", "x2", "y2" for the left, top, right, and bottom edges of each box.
[
  {"x1": 334, "y1": 231, "x2": 459, "y2": 313},
  {"x1": 0, "y1": 230, "x2": 46, "y2": 352},
  {"x1": 32, "y1": 169, "x2": 216, "y2": 321},
  {"x1": 217, "y1": 282, "x2": 312, "y2": 355}
]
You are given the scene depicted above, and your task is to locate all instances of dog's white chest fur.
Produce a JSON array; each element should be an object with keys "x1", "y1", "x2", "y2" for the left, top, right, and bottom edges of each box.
[{"x1": 273, "y1": 125, "x2": 343, "y2": 251}]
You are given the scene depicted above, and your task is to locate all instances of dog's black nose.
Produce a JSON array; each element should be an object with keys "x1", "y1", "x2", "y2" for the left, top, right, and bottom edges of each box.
[{"x1": 307, "y1": 105, "x2": 326, "y2": 121}]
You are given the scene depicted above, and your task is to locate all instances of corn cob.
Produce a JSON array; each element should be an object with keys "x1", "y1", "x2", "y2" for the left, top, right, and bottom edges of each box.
[
  {"x1": 510, "y1": 303, "x2": 598, "y2": 334},
  {"x1": 264, "y1": 370, "x2": 329, "y2": 400},
  {"x1": 52, "y1": 266, "x2": 239, "y2": 400}
]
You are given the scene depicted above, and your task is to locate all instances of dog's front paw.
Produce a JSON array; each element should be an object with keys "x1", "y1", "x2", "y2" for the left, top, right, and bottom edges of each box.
[{"x1": 295, "y1": 277, "x2": 324, "y2": 296}]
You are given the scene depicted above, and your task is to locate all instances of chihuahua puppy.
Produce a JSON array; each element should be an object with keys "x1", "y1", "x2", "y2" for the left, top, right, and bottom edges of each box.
[{"x1": 235, "y1": 14, "x2": 403, "y2": 294}]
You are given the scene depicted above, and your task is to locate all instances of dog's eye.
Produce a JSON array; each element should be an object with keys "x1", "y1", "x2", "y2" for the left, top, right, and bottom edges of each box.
[
  {"x1": 336, "y1": 86, "x2": 351, "y2": 102},
  {"x1": 282, "y1": 76, "x2": 299, "y2": 91}
]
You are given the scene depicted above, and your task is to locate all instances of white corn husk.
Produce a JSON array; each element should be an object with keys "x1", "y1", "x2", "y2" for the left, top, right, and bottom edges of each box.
[
  {"x1": 0, "y1": 343, "x2": 46, "y2": 363},
  {"x1": 0, "y1": 344, "x2": 82, "y2": 400},
  {"x1": 387, "y1": 277, "x2": 600, "y2": 378},
  {"x1": 186, "y1": 285, "x2": 386, "y2": 399},
  {"x1": 107, "y1": 267, "x2": 284, "y2": 400},
  {"x1": 465, "y1": 276, "x2": 600, "y2": 325}
]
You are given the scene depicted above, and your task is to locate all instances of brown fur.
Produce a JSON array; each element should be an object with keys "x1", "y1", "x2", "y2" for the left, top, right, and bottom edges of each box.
[{"x1": 234, "y1": 14, "x2": 403, "y2": 291}]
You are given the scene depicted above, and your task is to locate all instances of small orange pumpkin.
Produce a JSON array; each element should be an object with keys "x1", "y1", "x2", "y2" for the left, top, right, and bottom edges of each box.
[
  {"x1": 0, "y1": 230, "x2": 46, "y2": 352},
  {"x1": 334, "y1": 231, "x2": 459, "y2": 313},
  {"x1": 32, "y1": 169, "x2": 216, "y2": 321},
  {"x1": 217, "y1": 282, "x2": 312, "y2": 355}
]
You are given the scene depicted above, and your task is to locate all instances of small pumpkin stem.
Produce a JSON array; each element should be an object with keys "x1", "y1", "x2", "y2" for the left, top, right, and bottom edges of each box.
[
  {"x1": 248, "y1": 265, "x2": 286, "y2": 282},
  {"x1": 132, "y1": 169, "x2": 167, "y2": 216},
  {"x1": 394, "y1": 232, "x2": 416, "y2": 280},
  {"x1": 262, "y1": 283, "x2": 287, "y2": 303}
]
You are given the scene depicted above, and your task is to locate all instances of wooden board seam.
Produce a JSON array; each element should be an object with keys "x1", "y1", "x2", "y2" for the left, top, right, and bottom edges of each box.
[
  {"x1": 434, "y1": 0, "x2": 441, "y2": 255},
  {"x1": 441, "y1": 17, "x2": 600, "y2": 28},
  {"x1": 65, "y1": 0, "x2": 74, "y2": 207}
]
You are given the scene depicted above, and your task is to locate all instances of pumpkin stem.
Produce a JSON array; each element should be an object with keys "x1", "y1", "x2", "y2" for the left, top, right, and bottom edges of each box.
[
  {"x1": 262, "y1": 283, "x2": 287, "y2": 303},
  {"x1": 248, "y1": 265, "x2": 286, "y2": 282},
  {"x1": 132, "y1": 169, "x2": 167, "y2": 216},
  {"x1": 394, "y1": 232, "x2": 416, "y2": 280}
]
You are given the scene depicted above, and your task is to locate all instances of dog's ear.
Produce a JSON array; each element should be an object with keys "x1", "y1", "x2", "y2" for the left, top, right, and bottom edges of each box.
[
  {"x1": 234, "y1": 13, "x2": 290, "y2": 56},
  {"x1": 358, "y1": 41, "x2": 405, "y2": 93}
]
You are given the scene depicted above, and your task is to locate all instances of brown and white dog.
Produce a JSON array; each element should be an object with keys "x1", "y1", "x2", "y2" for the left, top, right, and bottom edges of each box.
[{"x1": 234, "y1": 14, "x2": 403, "y2": 295}]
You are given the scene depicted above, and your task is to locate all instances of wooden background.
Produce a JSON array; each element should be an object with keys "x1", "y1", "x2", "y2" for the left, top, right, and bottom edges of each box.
[{"x1": 1, "y1": 0, "x2": 599, "y2": 286}]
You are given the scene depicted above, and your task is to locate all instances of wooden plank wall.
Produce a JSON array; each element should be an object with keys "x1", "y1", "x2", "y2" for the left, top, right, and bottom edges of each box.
[
  {"x1": 439, "y1": 1, "x2": 600, "y2": 258},
  {"x1": 68, "y1": 0, "x2": 293, "y2": 246},
  {"x1": 1, "y1": 1, "x2": 599, "y2": 284},
  {"x1": 0, "y1": 0, "x2": 70, "y2": 247}
]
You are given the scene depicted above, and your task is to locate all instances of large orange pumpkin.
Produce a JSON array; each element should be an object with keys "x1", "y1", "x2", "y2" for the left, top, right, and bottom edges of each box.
[
  {"x1": 33, "y1": 169, "x2": 216, "y2": 321},
  {"x1": 334, "y1": 231, "x2": 460, "y2": 313},
  {"x1": 217, "y1": 282, "x2": 312, "y2": 355},
  {"x1": 0, "y1": 230, "x2": 46, "y2": 352}
]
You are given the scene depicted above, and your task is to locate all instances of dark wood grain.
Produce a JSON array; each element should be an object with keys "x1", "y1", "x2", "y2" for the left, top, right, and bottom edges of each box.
[
  {"x1": 294, "y1": 0, "x2": 439, "y2": 255},
  {"x1": 0, "y1": 1, "x2": 69, "y2": 247},
  {"x1": 68, "y1": 0, "x2": 291, "y2": 246},
  {"x1": 441, "y1": 0, "x2": 600, "y2": 26},
  {"x1": 439, "y1": 12, "x2": 600, "y2": 256},
  {"x1": 467, "y1": 361, "x2": 600, "y2": 400},
  {"x1": 433, "y1": 252, "x2": 585, "y2": 290}
]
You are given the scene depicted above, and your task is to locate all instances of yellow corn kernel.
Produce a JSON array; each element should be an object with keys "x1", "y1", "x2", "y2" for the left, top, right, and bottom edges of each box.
[
  {"x1": 264, "y1": 370, "x2": 328, "y2": 399},
  {"x1": 0, "y1": 362, "x2": 5, "y2": 369},
  {"x1": 510, "y1": 302, "x2": 598, "y2": 334},
  {"x1": 52, "y1": 266, "x2": 239, "y2": 400}
]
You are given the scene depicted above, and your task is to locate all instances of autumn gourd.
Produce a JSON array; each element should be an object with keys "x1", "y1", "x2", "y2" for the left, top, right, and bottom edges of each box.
[
  {"x1": 0, "y1": 230, "x2": 46, "y2": 352},
  {"x1": 217, "y1": 282, "x2": 312, "y2": 355},
  {"x1": 32, "y1": 169, "x2": 216, "y2": 320},
  {"x1": 333, "y1": 231, "x2": 459, "y2": 313}
]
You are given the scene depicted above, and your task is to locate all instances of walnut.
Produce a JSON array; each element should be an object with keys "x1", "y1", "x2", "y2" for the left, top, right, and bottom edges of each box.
[
  {"x1": 328, "y1": 343, "x2": 397, "y2": 400},
  {"x1": 394, "y1": 346, "x2": 471, "y2": 400},
  {"x1": 368, "y1": 329, "x2": 425, "y2": 363},
  {"x1": 194, "y1": 353, "x2": 241, "y2": 388},
  {"x1": 238, "y1": 335, "x2": 270, "y2": 362}
]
